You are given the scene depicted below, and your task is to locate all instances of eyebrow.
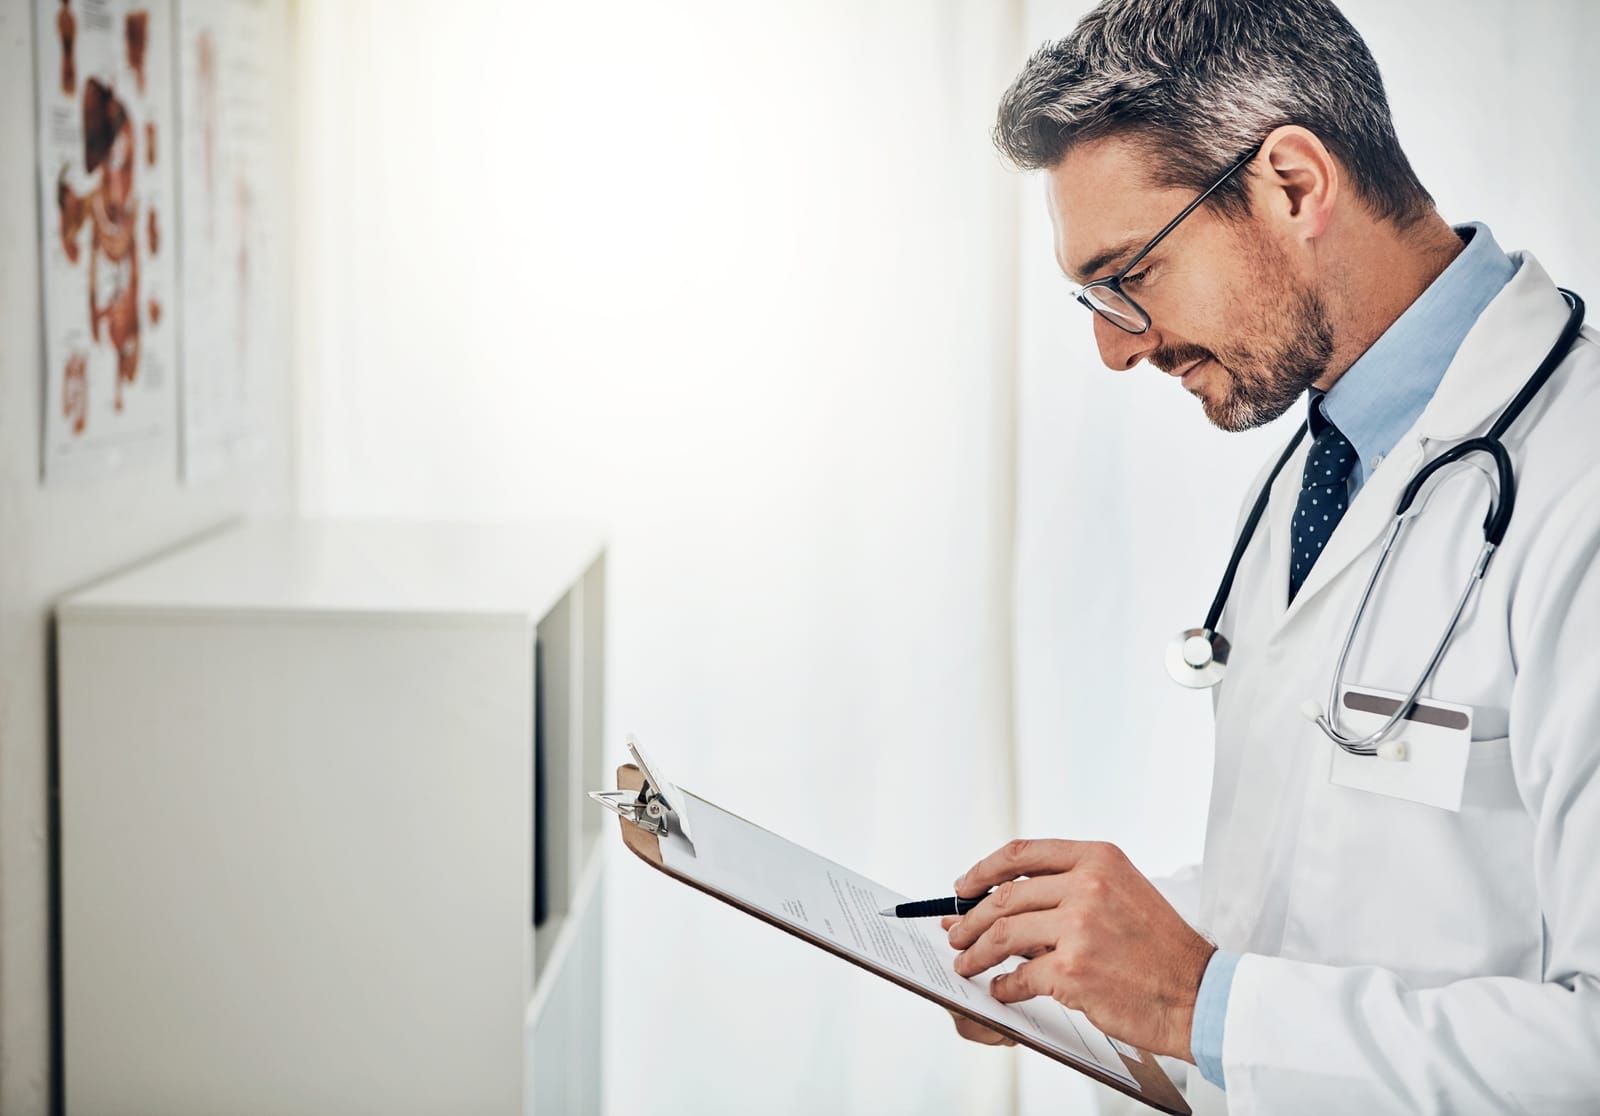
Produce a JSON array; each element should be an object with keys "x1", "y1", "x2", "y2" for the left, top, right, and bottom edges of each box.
[{"x1": 1068, "y1": 235, "x2": 1150, "y2": 284}]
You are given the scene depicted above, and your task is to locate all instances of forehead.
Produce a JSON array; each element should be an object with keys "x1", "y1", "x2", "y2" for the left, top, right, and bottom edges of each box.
[{"x1": 1045, "y1": 136, "x2": 1189, "y2": 282}]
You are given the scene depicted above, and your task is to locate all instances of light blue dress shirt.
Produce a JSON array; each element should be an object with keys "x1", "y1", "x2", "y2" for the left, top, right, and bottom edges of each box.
[{"x1": 1188, "y1": 222, "x2": 1516, "y2": 1090}]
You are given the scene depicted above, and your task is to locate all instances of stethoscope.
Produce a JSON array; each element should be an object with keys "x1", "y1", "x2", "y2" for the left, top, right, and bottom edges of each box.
[{"x1": 1167, "y1": 288, "x2": 1585, "y2": 758}]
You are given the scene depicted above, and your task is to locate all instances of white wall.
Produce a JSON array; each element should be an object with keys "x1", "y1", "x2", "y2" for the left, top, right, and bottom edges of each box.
[
  {"x1": 1011, "y1": 2, "x2": 1600, "y2": 1113},
  {"x1": 293, "y1": 1, "x2": 1026, "y2": 1112},
  {"x1": 0, "y1": 2, "x2": 296, "y2": 1112}
]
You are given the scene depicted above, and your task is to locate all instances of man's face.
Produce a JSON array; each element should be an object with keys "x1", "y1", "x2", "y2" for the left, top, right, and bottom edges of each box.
[{"x1": 1046, "y1": 136, "x2": 1332, "y2": 431}]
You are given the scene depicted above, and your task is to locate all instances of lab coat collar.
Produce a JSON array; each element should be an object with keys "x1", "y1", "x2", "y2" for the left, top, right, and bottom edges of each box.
[
  {"x1": 1414, "y1": 252, "x2": 1573, "y2": 441},
  {"x1": 1273, "y1": 251, "x2": 1572, "y2": 627}
]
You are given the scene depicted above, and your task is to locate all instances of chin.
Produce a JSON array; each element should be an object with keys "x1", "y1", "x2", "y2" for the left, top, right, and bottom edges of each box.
[{"x1": 1196, "y1": 386, "x2": 1256, "y2": 434}]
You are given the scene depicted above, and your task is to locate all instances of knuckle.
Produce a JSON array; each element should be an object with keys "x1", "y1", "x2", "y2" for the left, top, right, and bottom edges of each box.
[
  {"x1": 994, "y1": 879, "x2": 1017, "y2": 911},
  {"x1": 1003, "y1": 838, "x2": 1031, "y2": 865},
  {"x1": 990, "y1": 916, "x2": 1012, "y2": 947},
  {"x1": 1051, "y1": 948, "x2": 1081, "y2": 981}
]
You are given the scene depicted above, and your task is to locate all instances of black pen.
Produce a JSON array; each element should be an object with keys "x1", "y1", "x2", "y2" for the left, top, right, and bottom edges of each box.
[{"x1": 878, "y1": 889, "x2": 994, "y2": 918}]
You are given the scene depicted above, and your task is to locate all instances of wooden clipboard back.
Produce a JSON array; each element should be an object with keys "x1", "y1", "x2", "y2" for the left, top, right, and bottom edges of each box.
[{"x1": 608, "y1": 764, "x2": 1191, "y2": 1115}]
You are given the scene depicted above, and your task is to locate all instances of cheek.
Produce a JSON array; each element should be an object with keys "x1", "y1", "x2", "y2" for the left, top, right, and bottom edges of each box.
[{"x1": 1158, "y1": 278, "x2": 1235, "y2": 358}]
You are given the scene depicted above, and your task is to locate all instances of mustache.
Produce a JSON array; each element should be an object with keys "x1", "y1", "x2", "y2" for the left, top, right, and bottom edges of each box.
[{"x1": 1150, "y1": 344, "x2": 1215, "y2": 375}]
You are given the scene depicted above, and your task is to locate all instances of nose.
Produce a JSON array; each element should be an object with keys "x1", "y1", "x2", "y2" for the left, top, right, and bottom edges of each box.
[{"x1": 1091, "y1": 312, "x2": 1158, "y2": 372}]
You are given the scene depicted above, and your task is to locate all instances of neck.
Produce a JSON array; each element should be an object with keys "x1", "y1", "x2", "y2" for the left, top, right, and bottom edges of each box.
[{"x1": 1314, "y1": 212, "x2": 1463, "y2": 392}]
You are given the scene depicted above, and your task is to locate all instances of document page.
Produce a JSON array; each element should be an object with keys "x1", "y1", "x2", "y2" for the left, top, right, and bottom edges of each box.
[{"x1": 659, "y1": 791, "x2": 1138, "y2": 1089}]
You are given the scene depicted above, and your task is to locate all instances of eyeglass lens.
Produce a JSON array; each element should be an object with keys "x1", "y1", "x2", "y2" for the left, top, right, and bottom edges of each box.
[{"x1": 1079, "y1": 285, "x2": 1147, "y2": 332}]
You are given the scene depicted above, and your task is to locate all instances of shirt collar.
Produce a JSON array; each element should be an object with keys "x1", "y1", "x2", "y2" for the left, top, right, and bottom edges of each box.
[{"x1": 1308, "y1": 222, "x2": 1516, "y2": 469}]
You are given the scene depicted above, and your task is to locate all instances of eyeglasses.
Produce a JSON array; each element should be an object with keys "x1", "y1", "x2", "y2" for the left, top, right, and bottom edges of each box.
[{"x1": 1073, "y1": 147, "x2": 1259, "y2": 335}]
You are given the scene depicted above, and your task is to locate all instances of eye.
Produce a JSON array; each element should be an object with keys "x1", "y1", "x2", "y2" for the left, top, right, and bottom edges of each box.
[{"x1": 1122, "y1": 266, "x2": 1153, "y2": 287}]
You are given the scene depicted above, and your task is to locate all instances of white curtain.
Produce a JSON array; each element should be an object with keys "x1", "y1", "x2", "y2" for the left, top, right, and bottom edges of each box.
[
  {"x1": 1011, "y1": 2, "x2": 1600, "y2": 1114},
  {"x1": 293, "y1": 2, "x2": 1026, "y2": 1112}
]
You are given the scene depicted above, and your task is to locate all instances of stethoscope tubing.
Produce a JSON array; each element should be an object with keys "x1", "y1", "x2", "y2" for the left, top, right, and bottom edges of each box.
[
  {"x1": 1177, "y1": 288, "x2": 1585, "y2": 756},
  {"x1": 1202, "y1": 423, "x2": 1309, "y2": 635}
]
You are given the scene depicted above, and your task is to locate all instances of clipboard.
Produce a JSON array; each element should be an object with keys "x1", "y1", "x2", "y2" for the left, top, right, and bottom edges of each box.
[{"x1": 594, "y1": 743, "x2": 1191, "y2": 1115}]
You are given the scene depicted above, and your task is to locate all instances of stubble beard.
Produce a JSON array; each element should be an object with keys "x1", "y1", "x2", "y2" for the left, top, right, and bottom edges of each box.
[{"x1": 1200, "y1": 283, "x2": 1335, "y2": 432}]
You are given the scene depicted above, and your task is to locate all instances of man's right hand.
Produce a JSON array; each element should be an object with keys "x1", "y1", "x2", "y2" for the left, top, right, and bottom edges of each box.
[{"x1": 943, "y1": 915, "x2": 1015, "y2": 1046}]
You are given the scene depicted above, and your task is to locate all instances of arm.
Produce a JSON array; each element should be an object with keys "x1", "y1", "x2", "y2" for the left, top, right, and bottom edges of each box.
[{"x1": 1220, "y1": 471, "x2": 1600, "y2": 1113}]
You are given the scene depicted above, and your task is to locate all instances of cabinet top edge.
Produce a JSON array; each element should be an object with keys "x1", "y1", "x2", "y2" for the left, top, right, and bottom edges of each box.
[{"x1": 57, "y1": 518, "x2": 607, "y2": 620}]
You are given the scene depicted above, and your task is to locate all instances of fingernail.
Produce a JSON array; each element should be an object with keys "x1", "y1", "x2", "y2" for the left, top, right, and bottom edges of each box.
[{"x1": 953, "y1": 874, "x2": 968, "y2": 891}]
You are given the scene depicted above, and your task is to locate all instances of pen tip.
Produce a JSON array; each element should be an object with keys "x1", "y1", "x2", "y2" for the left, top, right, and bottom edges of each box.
[{"x1": 878, "y1": 907, "x2": 896, "y2": 917}]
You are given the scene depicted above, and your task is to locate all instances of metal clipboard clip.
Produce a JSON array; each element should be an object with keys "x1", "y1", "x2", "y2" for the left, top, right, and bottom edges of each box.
[{"x1": 589, "y1": 734, "x2": 695, "y2": 850}]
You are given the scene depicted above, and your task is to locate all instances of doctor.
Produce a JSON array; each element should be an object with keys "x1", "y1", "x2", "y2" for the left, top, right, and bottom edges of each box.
[{"x1": 942, "y1": 1, "x2": 1600, "y2": 1112}]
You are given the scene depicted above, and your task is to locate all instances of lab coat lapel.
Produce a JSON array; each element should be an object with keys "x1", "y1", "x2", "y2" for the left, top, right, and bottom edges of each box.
[
  {"x1": 1276, "y1": 251, "x2": 1569, "y2": 627},
  {"x1": 1412, "y1": 253, "x2": 1573, "y2": 442},
  {"x1": 1264, "y1": 433, "x2": 1306, "y2": 625}
]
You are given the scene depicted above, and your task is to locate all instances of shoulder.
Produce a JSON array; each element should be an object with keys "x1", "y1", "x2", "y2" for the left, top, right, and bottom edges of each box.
[
  {"x1": 1508, "y1": 321, "x2": 1600, "y2": 475},
  {"x1": 1479, "y1": 304, "x2": 1600, "y2": 613},
  {"x1": 1505, "y1": 334, "x2": 1600, "y2": 633}
]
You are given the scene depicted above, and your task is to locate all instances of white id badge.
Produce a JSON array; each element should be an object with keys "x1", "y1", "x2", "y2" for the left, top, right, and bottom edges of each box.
[{"x1": 1327, "y1": 684, "x2": 1473, "y2": 812}]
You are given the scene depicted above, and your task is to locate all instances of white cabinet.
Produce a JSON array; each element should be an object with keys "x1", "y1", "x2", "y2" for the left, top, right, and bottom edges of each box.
[{"x1": 57, "y1": 520, "x2": 606, "y2": 1116}]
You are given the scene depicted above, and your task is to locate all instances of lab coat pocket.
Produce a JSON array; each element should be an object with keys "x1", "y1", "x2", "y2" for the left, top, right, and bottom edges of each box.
[
  {"x1": 1326, "y1": 685, "x2": 1473, "y2": 811},
  {"x1": 1288, "y1": 728, "x2": 1537, "y2": 983}
]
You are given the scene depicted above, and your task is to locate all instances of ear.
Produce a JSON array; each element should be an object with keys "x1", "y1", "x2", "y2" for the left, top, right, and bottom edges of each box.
[{"x1": 1252, "y1": 125, "x2": 1339, "y2": 241}]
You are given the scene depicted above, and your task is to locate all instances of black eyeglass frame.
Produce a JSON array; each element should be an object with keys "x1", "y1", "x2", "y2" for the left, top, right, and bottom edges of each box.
[{"x1": 1073, "y1": 146, "x2": 1260, "y2": 335}]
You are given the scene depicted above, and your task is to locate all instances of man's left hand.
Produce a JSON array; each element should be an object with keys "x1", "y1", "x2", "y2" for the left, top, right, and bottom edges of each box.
[{"x1": 945, "y1": 838, "x2": 1215, "y2": 1061}]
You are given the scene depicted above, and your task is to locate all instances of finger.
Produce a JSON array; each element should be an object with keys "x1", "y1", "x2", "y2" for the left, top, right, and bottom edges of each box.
[
  {"x1": 955, "y1": 838, "x2": 1105, "y2": 894},
  {"x1": 949, "y1": 1010, "x2": 1016, "y2": 1046},
  {"x1": 953, "y1": 909, "x2": 1063, "y2": 979},
  {"x1": 947, "y1": 875, "x2": 1073, "y2": 950},
  {"x1": 989, "y1": 955, "x2": 1057, "y2": 1006},
  {"x1": 940, "y1": 915, "x2": 958, "y2": 932}
]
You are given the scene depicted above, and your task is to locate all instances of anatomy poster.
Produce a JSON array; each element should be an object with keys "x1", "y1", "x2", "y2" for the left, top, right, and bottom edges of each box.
[
  {"x1": 36, "y1": 0, "x2": 178, "y2": 482},
  {"x1": 177, "y1": 0, "x2": 269, "y2": 480}
]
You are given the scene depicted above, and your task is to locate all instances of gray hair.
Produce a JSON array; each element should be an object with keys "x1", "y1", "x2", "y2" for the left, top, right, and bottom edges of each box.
[{"x1": 994, "y1": 0, "x2": 1433, "y2": 226}]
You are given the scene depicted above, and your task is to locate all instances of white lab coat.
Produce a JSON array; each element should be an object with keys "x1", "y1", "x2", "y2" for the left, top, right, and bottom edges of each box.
[{"x1": 1181, "y1": 253, "x2": 1600, "y2": 1115}]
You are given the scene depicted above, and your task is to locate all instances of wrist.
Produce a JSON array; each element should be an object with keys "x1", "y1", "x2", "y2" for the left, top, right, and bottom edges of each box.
[
  {"x1": 1170, "y1": 937, "x2": 1217, "y2": 1061},
  {"x1": 1189, "y1": 949, "x2": 1243, "y2": 1089}
]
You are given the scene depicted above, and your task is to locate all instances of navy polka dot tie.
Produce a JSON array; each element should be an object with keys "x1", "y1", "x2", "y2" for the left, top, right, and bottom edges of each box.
[{"x1": 1288, "y1": 421, "x2": 1360, "y2": 604}]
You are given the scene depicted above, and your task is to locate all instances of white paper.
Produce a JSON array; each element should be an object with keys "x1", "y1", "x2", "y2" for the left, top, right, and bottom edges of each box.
[{"x1": 660, "y1": 791, "x2": 1137, "y2": 1089}]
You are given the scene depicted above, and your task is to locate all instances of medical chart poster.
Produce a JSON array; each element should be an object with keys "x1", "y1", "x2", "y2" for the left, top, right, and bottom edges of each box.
[
  {"x1": 176, "y1": 0, "x2": 269, "y2": 481},
  {"x1": 35, "y1": 0, "x2": 179, "y2": 483}
]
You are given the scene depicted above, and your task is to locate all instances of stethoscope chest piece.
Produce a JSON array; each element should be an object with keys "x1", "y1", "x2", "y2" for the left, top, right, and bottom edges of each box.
[{"x1": 1166, "y1": 627, "x2": 1230, "y2": 688}]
